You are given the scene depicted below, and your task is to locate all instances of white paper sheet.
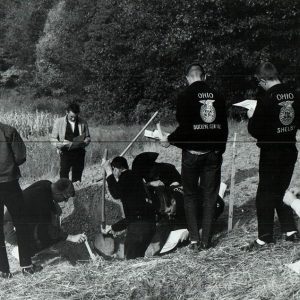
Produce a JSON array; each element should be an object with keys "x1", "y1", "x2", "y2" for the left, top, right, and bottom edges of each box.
[
  {"x1": 287, "y1": 260, "x2": 300, "y2": 274},
  {"x1": 233, "y1": 99, "x2": 257, "y2": 110},
  {"x1": 160, "y1": 229, "x2": 189, "y2": 254}
]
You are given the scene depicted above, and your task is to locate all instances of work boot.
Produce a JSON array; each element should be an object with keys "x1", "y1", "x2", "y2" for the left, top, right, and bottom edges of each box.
[
  {"x1": 22, "y1": 264, "x2": 43, "y2": 276},
  {"x1": 187, "y1": 241, "x2": 202, "y2": 253},
  {"x1": 241, "y1": 239, "x2": 274, "y2": 252},
  {"x1": 285, "y1": 232, "x2": 300, "y2": 242}
]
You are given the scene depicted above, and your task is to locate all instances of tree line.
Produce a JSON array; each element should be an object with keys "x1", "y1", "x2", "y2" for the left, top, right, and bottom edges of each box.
[{"x1": 0, "y1": 0, "x2": 299, "y2": 123}]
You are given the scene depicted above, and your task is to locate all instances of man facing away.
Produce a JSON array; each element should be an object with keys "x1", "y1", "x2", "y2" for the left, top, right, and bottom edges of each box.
[
  {"x1": 160, "y1": 62, "x2": 228, "y2": 251},
  {"x1": 244, "y1": 62, "x2": 300, "y2": 250},
  {"x1": 4, "y1": 179, "x2": 86, "y2": 257},
  {"x1": 0, "y1": 122, "x2": 42, "y2": 278},
  {"x1": 51, "y1": 102, "x2": 91, "y2": 182},
  {"x1": 102, "y1": 156, "x2": 156, "y2": 259}
]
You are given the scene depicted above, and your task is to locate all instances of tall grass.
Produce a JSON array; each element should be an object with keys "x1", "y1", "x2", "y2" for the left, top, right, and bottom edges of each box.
[{"x1": 0, "y1": 109, "x2": 58, "y2": 138}]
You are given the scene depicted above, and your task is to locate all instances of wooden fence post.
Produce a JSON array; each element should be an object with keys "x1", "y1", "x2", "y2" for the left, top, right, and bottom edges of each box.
[{"x1": 228, "y1": 132, "x2": 237, "y2": 233}]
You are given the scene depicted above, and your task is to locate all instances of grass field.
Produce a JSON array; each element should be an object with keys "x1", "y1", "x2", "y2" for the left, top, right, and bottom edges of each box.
[{"x1": 1, "y1": 109, "x2": 300, "y2": 299}]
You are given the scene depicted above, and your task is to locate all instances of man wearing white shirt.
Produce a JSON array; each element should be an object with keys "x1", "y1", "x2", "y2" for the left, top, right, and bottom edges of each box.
[{"x1": 51, "y1": 103, "x2": 91, "y2": 182}]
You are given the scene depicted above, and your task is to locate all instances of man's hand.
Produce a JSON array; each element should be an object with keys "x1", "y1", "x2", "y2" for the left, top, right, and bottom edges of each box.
[
  {"x1": 57, "y1": 140, "x2": 72, "y2": 150},
  {"x1": 67, "y1": 233, "x2": 87, "y2": 244},
  {"x1": 290, "y1": 187, "x2": 300, "y2": 197},
  {"x1": 101, "y1": 225, "x2": 113, "y2": 235},
  {"x1": 283, "y1": 190, "x2": 297, "y2": 207},
  {"x1": 247, "y1": 108, "x2": 254, "y2": 118},
  {"x1": 148, "y1": 180, "x2": 165, "y2": 187},
  {"x1": 84, "y1": 137, "x2": 91, "y2": 146},
  {"x1": 160, "y1": 134, "x2": 170, "y2": 148}
]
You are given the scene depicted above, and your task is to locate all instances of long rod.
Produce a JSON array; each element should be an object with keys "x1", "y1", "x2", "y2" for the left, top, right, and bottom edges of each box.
[
  {"x1": 101, "y1": 149, "x2": 108, "y2": 228},
  {"x1": 228, "y1": 132, "x2": 237, "y2": 233},
  {"x1": 84, "y1": 240, "x2": 96, "y2": 260},
  {"x1": 120, "y1": 111, "x2": 159, "y2": 157}
]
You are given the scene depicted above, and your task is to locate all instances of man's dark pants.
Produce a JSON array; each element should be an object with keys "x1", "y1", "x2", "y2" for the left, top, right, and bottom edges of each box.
[
  {"x1": 60, "y1": 149, "x2": 85, "y2": 182},
  {"x1": 0, "y1": 180, "x2": 32, "y2": 272},
  {"x1": 125, "y1": 219, "x2": 156, "y2": 259},
  {"x1": 256, "y1": 147, "x2": 298, "y2": 243},
  {"x1": 181, "y1": 150, "x2": 222, "y2": 245}
]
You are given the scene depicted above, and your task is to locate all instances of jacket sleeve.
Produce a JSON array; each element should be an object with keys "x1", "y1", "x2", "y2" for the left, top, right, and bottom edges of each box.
[
  {"x1": 48, "y1": 222, "x2": 68, "y2": 241},
  {"x1": 11, "y1": 128, "x2": 26, "y2": 166},
  {"x1": 83, "y1": 121, "x2": 91, "y2": 145},
  {"x1": 50, "y1": 118, "x2": 61, "y2": 148},
  {"x1": 248, "y1": 99, "x2": 265, "y2": 139},
  {"x1": 106, "y1": 174, "x2": 122, "y2": 199},
  {"x1": 219, "y1": 96, "x2": 229, "y2": 152},
  {"x1": 111, "y1": 218, "x2": 129, "y2": 232},
  {"x1": 3, "y1": 208, "x2": 17, "y2": 245},
  {"x1": 167, "y1": 94, "x2": 187, "y2": 147}
]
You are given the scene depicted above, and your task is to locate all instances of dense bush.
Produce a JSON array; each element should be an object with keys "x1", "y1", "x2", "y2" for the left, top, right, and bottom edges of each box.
[{"x1": 1, "y1": 0, "x2": 299, "y2": 123}]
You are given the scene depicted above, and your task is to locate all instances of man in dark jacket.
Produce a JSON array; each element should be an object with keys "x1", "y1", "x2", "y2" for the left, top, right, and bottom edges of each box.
[
  {"x1": 160, "y1": 62, "x2": 228, "y2": 251},
  {"x1": 102, "y1": 156, "x2": 156, "y2": 259},
  {"x1": 244, "y1": 62, "x2": 300, "y2": 250},
  {"x1": 132, "y1": 152, "x2": 225, "y2": 227},
  {"x1": 132, "y1": 152, "x2": 225, "y2": 255},
  {"x1": 0, "y1": 122, "x2": 42, "y2": 277},
  {"x1": 4, "y1": 179, "x2": 86, "y2": 255}
]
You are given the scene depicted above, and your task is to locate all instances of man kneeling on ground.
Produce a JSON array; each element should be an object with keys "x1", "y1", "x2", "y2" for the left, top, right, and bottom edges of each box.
[
  {"x1": 4, "y1": 179, "x2": 86, "y2": 258},
  {"x1": 101, "y1": 156, "x2": 156, "y2": 259},
  {"x1": 132, "y1": 152, "x2": 226, "y2": 255}
]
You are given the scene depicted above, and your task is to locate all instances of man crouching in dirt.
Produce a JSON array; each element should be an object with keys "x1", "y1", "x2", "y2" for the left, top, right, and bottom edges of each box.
[
  {"x1": 101, "y1": 156, "x2": 156, "y2": 259},
  {"x1": 4, "y1": 179, "x2": 86, "y2": 259},
  {"x1": 132, "y1": 152, "x2": 225, "y2": 256}
]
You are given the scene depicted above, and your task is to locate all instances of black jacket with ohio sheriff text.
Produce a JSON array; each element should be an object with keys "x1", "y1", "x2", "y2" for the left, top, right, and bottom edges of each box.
[
  {"x1": 248, "y1": 83, "x2": 300, "y2": 150},
  {"x1": 168, "y1": 81, "x2": 228, "y2": 153}
]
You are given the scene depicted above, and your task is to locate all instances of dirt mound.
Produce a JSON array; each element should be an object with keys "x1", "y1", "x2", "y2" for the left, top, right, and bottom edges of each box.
[{"x1": 57, "y1": 183, "x2": 123, "y2": 262}]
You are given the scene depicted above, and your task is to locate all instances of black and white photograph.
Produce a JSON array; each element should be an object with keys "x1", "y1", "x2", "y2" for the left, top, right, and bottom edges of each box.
[{"x1": 0, "y1": 0, "x2": 299, "y2": 299}]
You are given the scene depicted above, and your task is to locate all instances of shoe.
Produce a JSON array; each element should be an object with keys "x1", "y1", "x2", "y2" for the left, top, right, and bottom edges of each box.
[
  {"x1": 285, "y1": 232, "x2": 300, "y2": 242},
  {"x1": 241, "y1": 239, "x2": 272, "y2": 251},
  {"x1": 22, "y1": 264, "x2": 43, "y2": 275},
  {"x1": 199, "y1": 241, "x2": 210, "y2": 250},
  {"x1": 1, "y1": 272, "x2": 13, "y2": 279},
  {"x1": 188, "y1": 242, "x2": 200, "y2": 252}
]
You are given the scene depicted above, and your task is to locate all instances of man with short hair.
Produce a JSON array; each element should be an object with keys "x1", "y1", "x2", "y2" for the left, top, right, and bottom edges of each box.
[
  {"x1": 51, "y1": 102, "x2": 91, "y2": 182},
  {"x1": 244, "y1": 62, "x2": 300, "y2": 250},
  {"x1": 0, "y1": 122, "x2": 42, "y2": 278},
  {"x1": 102, "y1": 156, "x2": 156, "y2": 259},
  {"x1": 4, "y1": 179, "x2": 86, "y2": 257},
  {"x1": 160, "y1": 62, "x2": 228, "y2": 251}
]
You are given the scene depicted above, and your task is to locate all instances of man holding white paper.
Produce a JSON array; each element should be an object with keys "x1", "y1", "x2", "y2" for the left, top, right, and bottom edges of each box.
[
  {"x1": 244, "y1": 62, "x2": 300, "y2": 250},
  {"x1": 159, "y1": 62, "x2": 228, "y2": 251},
  {"x1": 51, "y1": 103, "x2": 91, "y2": 182}
]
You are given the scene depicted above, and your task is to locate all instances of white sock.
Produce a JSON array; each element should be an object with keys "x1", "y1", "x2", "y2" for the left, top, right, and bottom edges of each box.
[
  {"x1": 286, "y1": 231, "x2": 297, "y2": 237},
  {"x1": 256, "y1": 238, "x2": 266, "y2": 245},
  {"x1": 190, "y1": 241, "x2": 198, "y2": 244}
]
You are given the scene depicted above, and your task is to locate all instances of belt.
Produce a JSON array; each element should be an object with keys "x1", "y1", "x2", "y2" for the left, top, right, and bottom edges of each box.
[{"x1": 187, "y1": 149, "x2": 211, "y2": 156}]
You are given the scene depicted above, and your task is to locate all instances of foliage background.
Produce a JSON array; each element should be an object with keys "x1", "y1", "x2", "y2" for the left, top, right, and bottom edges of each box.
[{"x1": 0, "y1": 0, "x2": 299, "y2": 123}]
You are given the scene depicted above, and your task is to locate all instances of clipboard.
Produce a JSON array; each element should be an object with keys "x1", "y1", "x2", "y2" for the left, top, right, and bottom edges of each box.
[{"x1": 68, "y1": 134, "x2": 86, "y2": 150}]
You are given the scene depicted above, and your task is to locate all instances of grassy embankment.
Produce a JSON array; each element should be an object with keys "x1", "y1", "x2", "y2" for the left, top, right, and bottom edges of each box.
[{"x1": 1, "y1": 98, "x2": 300, "y2": 299}]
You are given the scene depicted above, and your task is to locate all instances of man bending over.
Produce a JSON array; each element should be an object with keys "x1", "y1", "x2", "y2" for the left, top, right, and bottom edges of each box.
[{"x1": 102, "y1": 156, "x2": 156, "y2": 259}]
